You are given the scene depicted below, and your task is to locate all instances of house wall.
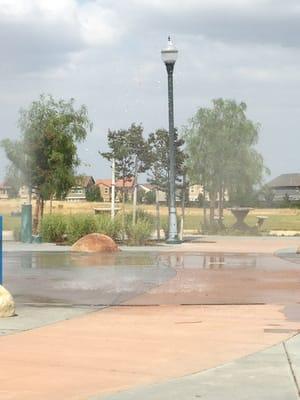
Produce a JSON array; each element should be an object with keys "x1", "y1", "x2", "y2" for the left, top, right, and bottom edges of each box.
[
  {"x1": 272, "y1": 186, "x2": 300, "y2": 201},
  {"x1": 0, "y1": 188, "x2": 9, "y2": 199},
  {"x1": 98, "y1": 184, "x2": 111, "y2": 202},
  {"x1": 189, "y1": 185, "x2": 203, "y2": 202},
  {"x1": 65, "y1": 186, "x2": 87, "y2": 202}
]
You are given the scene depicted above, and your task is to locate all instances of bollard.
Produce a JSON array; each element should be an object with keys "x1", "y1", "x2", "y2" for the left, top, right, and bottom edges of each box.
[
  {"x1": 0, "y1": 216, "x2": 2, "y2": 285},
  {"x1": 21, "y1": 204, "x2": 32, "y2": 243}
]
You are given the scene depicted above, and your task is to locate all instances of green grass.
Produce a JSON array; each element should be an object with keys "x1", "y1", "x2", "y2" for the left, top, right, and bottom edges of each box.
[
  {"x1": 2, "y1": 215, "x2": 21, "y2": 231},
  {"x1": 2, "y1": 211, "x2": 300, "y2": 236},
  {"x1": 183, "y1": 214, "x2": 300, "y2": 232}
]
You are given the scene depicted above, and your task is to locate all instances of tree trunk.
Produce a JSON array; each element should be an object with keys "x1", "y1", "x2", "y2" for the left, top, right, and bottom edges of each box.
[
  {"x1": 32, "y1": 196, "x2": 40, "y2": 235},
  {"x1": 132, "y1": 156, "x2": 138, "y2": 225},
  {"x1": 122, "y1": 179, "x2": 126, "y2": 240},
  {"x1": 38, "y1": 197, "x2": 44, "y2": 234},
  {"x1": 209, "y1": 191, "x2": 216, "y2": 226},
  {"x1": 28, "y1": 184, "x2": 32, "y2": 205},
  {"x1": 218, "y1": 185, "x2": 225, "y2": 228},
  {"x1": 203, "y1": 186, "x2": 208, "y2": 230},
  {"x1": 220, "y1": 186, "x2": 224, "y2": 219},
  {"x1": 50, "y1": 196, "x2": 53, "y2": 215},
  {"x1": 180, "y1": 175, "x2": 186, "y2": 241}
]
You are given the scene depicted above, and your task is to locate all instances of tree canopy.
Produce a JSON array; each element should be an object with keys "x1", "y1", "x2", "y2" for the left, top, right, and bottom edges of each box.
[
  {"x1": 184, "y1": 98, "x2": 269, "y2": 223},
  {"x1": 146, "y1": 128, "x2": 185, "y2": 193},
  {"x1": 1, "y1": 94, "x2": 92, "y2": 230},
  {"x1": 101, "y1": 123, "x2": 149, "y2": 183}
]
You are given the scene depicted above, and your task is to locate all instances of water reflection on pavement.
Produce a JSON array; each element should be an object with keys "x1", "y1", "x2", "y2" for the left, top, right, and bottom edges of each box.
[
  {"x1": 5, "y1": 252, "x2": 175, "y2": 306},
  {"x1": 4, "y1": 251, "x2": 300, "y2": 307}
]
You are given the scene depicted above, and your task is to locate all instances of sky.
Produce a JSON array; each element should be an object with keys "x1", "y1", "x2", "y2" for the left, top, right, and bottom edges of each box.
[{"x1": 0, "y1": 0, "x2": 299, "y2": 182}]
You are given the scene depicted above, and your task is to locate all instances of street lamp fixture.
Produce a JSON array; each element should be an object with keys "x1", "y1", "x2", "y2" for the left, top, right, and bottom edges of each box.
[{"x1": 161, "y1": 36, "x2": 180, "y2": 244}]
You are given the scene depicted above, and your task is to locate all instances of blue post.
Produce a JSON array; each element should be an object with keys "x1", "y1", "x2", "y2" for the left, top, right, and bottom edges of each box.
[{"x1": 0, "y1": 216, "x2": 2, "y2": 285}]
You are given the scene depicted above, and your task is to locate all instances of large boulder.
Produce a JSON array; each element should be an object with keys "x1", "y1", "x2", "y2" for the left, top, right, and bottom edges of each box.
[
  {"x1": 71, "y1": 233, "x2": 119, "y2": 253},
  {"x1": 0, "y1": 285, "x2": 15, "y2": 317}
]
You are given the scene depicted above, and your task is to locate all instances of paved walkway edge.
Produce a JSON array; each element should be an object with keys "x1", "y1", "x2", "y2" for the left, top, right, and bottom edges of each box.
[{"x1": 92, "y1": 335, "x2": 300, "y2": 400}]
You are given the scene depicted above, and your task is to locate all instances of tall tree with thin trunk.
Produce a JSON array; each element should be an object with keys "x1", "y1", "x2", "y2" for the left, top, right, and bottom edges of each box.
[
  {"x1": 1, "y1": 94, "x2": 92, "y2": 233},
  {"x1": 146, "y1": 128, "x2": 186, "y2": 237},
  {"x1": 184, "y1": 98, "x2": 268, "y2": 230},
  {"x1": 100, "y1": 123, "x2": 148, "y2": 228}
]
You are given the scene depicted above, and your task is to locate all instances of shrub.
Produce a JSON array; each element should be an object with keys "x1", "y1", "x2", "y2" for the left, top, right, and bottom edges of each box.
[
  {"x1": 124, "y1": 209, "x2": 155, "y2": 227},
  {"x1": 123, "y1": 210, "x2": 155, "y2": 245},
  {"x1": 41, "y1": 214, "x2": 68, "y2": 243},
  {"x1": 66, "y1": 214, "x2": 98, "y2": 244},
  {"x1": 95, "y1": 214, "x2": 123, "y2": 241},
  {"x1": 125, "y1": 219, "x2": 153, "y2": 245}
]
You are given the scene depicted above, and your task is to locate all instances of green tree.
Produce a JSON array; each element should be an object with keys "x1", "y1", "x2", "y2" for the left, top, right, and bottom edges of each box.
[
  {"x1": 86, "y1": 185, "x2": 103, "y2": 202},
  {"x1": 146, "y1": 128, "x2": 186, "y2": 239},
  {"x1": 4, "y1": 164, "x2": 24, "y2": 198},
  {"x1": 260, "y1": 184, "x2": 275, "y2": 207},
  {"x1": 1, "y1": 94, "x2": 92, "y2": 232},
  {"x1": 100, "y1": 123, "x2": 149, "y2": 227},
  {"x1": 184, "y1": 99, "x2": 268, "y2": 228},
  {"x1": 146, "y1": 128, "x2": 185, "y2": 194}
]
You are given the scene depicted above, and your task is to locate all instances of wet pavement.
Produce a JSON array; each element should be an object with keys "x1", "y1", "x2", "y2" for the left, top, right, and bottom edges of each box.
[
  {"x1": 4, "y1": 251, "x2": 300, "y2": 308},
  {"x1": 2, "y1": 241, "x2": 300, "y2": 400},
  {"x1": 4, "y1": 251, "x2": 175, "y2": 306}
]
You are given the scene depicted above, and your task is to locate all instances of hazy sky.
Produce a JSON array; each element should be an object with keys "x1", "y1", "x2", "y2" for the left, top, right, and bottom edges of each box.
[{"x1": 0, "y1": 0, "x2": 299, "y2": 182}]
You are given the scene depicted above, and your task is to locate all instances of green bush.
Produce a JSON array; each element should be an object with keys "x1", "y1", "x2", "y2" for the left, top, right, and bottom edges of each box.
[
  {"x1": 41, "y1": 214, "x2": 68, "y2": 243},
  {"x1": 125, "y1": 219, "x2": 153, "y2": 245},
  {"x1": 124, "y1": 209, "x2": 155, "y2": 227},
  {"x1": 123, "y1": 210, "x2": 154, "y2": 245},
  {"x1": 95, "y1": 214, "x2": 123, "y2": 241},
  {"x1": 66, "y1": 214, "x2": 98, "y2": 244}
]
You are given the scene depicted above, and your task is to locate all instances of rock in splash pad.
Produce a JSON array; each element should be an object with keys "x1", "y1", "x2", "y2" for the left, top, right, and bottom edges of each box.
[
  {"x1": 0, "y1": 285, "x2": 15, "y2": 317},
  {"x1": 71, "y1": 233, "x2": 119, "y2": 253}
]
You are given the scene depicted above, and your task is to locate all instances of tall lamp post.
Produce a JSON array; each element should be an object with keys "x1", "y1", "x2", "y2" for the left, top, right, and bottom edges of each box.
[{"x1": 161, "y1": 36, "x2": 180, "y2": 243}]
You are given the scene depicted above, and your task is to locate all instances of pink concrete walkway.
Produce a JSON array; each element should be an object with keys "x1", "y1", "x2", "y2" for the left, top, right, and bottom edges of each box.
[
  {"x1": 179, "y1": 236, "x2": 298, "y2": 254},
  {"x1": 1, "y1": 237, "x2": 300, "y2": 399},
  {"x1": 0, "y1": 304, "x2": 299, "y2": 400}
]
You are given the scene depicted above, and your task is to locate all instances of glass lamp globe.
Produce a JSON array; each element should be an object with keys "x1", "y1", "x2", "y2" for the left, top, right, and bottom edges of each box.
[{"x1": 161, "y1": 36, "x2": 178, "y2": 65}]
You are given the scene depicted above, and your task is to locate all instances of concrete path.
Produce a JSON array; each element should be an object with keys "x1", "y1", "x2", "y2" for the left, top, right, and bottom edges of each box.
[
  {"x1": 0, "y1": 304, "x2": 97, "y2": 336},
  {"x1": 3, "y1": 235, "x2": 300, "y2": 254},
  {"x1": 1, "y1": 237, "x2": 300, "y2": 399},
  {"x1": 96, "y1": 335, "x2": 300, "y2": 400},
  {"x1": 0, "y1": 304, "x2": 299, "y2": 400}
]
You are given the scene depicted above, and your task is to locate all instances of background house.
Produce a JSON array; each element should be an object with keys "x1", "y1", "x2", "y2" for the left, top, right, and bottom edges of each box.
[
  {"x1": 96, "y1": 178, "x2": 134, "y2": 202},
  {"x1": 65, "y1": 176, "x2": 95, "y2": 201},
  {"x1": 268, "y1": 173, "x2": 300, "y2": 201},
  {"x1": 189, "y1": 184, "x2": 203, "y2": 202},
  {"x1": 0, "y1": 183, "x2": 10, "y2": 199}
]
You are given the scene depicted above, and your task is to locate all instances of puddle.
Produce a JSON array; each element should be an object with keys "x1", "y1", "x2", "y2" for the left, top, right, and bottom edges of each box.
[{"x1": 4, "y1": 251, "x2": 300, "y2": 307}]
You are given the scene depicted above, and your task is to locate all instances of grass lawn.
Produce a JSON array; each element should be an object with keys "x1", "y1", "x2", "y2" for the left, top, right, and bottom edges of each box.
[
  {"x1": 2, "y1": 215, "x2": 21, "y2": 232},
  {"x1": 0, "y1": 199, "x2": 300, "y2": 234},
  {"x1": 183, "y1": 214, "x2": 300, "y2": 232}
]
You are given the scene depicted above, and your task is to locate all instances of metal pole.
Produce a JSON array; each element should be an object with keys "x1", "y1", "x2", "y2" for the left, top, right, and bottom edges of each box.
[
  {"x1": 132, "y1": 155, "x2": 138, "y2": 225},
  {"x1": 166, "y1": 62, "x2": 179, "y2": 243},
  {"x1": 156, "y1": 189, "x2": 160, "y2": 240},
  {"x1": 0, "y1": 216, "x2": 2, "y2": 285},
  {"x1": 111, "y1": 158, "x2": 115, "y2": 220},
  {"x1": 180, "y1": 173, "x2": 186, "y2": 241}
]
